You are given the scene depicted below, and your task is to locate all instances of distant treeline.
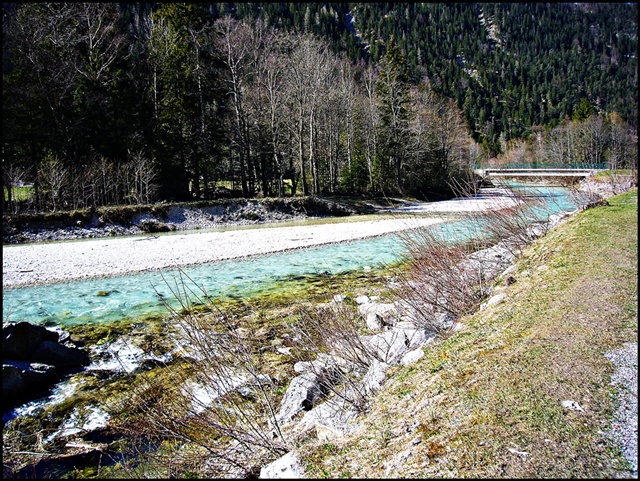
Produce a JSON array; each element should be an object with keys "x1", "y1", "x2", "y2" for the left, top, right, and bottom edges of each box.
[{"x1": 2, "y1": 3, "x2": 637, "y2": 213}]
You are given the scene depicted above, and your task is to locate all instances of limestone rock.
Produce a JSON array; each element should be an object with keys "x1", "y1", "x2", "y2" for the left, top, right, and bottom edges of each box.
[
  {"x1": 276, "y1": 360, "x2": 342, "y2": 425},
  {"x1": 260, "y1": 451, "x2": 305, "y2": 479},
  {"x1": 480, "y1": 293, "x2": 507, "y2": 310}
]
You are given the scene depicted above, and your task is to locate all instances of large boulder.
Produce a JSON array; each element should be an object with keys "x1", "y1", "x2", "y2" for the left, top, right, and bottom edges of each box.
[
  {"x1": 3, "y1": 321, "x2": 59, "y2": 360},
  {"x1": 275, "y1": 357, "x2": 343, "y2": 426},
  {"x1": 3, "y1": 321, "x2": 90, "y2": 411},
  {"x1": 3, "y1": 361, "x2": 61, "y2": 408},
  {"x1": 32, "y1": 340, "x2": 90, "y2": 368}
]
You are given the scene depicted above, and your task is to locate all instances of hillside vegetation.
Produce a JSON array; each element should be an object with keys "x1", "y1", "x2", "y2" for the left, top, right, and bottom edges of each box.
[
  {"x1": 298, "y1": 188, "x2": 638, "y2": 478},
  {"x1": 3, "y1": 3, "x2": 636, "y2": 214},
  {"x1": 234, "y1": 2, "x2": 638, "y2": 148}
]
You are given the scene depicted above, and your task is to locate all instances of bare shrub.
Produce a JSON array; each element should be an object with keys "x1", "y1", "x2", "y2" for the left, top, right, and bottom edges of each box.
[
  {"x1": 474, "y1": 188, "x2": 547, "y2": 254},
  {"x1": 111, "y1": 270, "x2": 288, "y2": 478},
  {"x1": 128, "y1": 150, "x2": 159, "y2": 205},
  {"x1": 392, "y1": 178, "x2": 571, "y2": 333},
  {"x1": 38, "y1": 154, "x2": 69, "y2": 212},
  {"x1": 286, "y1": 301, "x2": 379, "y2": 413},
  {"x1": 392, "y1": 224, "x2": 489, "y2": 333}
]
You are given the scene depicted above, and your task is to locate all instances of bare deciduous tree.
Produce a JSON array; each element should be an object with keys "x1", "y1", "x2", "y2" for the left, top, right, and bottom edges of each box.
[
  {"x1": 129, "y1": 149, "x2": 158, "y2": 205},
  {"x1": 217, "y1": 17, "x2": 261, "y2": 198},
  {"x1": 38, "y1": 155, "x2": 68, "y2": 212}
]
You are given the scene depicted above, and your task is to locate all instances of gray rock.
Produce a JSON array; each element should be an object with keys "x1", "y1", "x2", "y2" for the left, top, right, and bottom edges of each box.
[
  {"x1": 3, "y1": 322, "x2": 59, "y2": 360},
  {"x1": 358, "y1": 302, "x2": 399, "y2": 330},
  {"x1": 363, "y1": 328, "x2": 432, "y2": 365},
  {"x1": 361, "y1": 359, "x2": 390, "y2": 395},
  {"x1": 276, "y1": 363, "x2": 342, "y2": 425},
  {"x1": 294, "y1": 396, "x2": 361, "y2": 440},
  {"x1": 260, "y1": 451, "x2": 305, "y2": 479}
]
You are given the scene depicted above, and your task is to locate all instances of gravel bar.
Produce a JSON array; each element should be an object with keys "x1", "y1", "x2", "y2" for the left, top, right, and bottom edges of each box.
[{"x1": 3, "y1": 217, "x2": 444, "y2": 288}]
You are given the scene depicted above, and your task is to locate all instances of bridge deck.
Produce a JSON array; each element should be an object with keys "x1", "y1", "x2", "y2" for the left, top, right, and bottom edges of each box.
[{"x1": 474, "y1": 168, "x2": 607, "y2": 178}]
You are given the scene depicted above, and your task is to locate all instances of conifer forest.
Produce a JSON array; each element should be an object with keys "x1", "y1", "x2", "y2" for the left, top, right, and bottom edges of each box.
[{"x1": 2, "y1": 3, "x2": 637, "y2": 212}]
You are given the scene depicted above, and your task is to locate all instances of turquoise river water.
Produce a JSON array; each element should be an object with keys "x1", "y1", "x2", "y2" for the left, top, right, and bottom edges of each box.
[{"x1": 2, "y1": 184, "x2": 581, "y2": 329}]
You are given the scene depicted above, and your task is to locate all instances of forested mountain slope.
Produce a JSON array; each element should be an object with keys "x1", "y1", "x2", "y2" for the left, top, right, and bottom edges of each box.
[
  {"x1": 230, "y1": 2, "x2": 638, "y2": 151},
  {"x1": 3, "y1": 3, "x2": 636, "y2": 212}
]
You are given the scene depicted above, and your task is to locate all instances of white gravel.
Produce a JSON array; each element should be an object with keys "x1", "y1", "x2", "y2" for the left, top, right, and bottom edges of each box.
[
  {"x1": 383, "y1": 188, "x2": 521, "y2": 213},
  {"x1": 605, "y1": 342, "x2": 638, "y2": 477},
  {"x1": 2, "y1": 216, "x2": 445, "y2": 288}
]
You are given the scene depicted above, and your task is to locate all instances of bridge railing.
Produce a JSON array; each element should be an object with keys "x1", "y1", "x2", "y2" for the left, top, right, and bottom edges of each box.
[{"x1": 474, "y1": 163, "x2": 608, "y2": 170}]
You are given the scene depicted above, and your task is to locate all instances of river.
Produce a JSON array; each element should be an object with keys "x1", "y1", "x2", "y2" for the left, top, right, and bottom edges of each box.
[{"x1": 2, "y1": 183, "x2": 581, "y2": 330}]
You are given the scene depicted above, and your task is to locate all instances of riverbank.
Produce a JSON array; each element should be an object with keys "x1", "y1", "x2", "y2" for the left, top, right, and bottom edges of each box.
[
  {"x1": 1, "y1": 196, "x2": 355, "y2": 245},
  {"x1": 2, "y1": 181, "x2": 636, "y2": 479},
  {"x1": 2, "y1": 188, "x2": 531, "y2": 288},
  {"x1": 297, "y1": 187, "x2": 638, "y2": 478}
]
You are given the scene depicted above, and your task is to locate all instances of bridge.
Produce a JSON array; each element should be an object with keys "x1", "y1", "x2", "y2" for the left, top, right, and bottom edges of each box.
[{"x1": 473, "y1": 163, "x2": 608, "y2": 178}]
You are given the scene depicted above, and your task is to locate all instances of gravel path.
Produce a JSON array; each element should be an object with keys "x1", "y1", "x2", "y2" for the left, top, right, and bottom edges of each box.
[
  {"x1": 2, "y1": 216, "x2": 445, "y2": 288},
  {"x1": 605, "y1": 342, "x2": 638, "y2": 478}
]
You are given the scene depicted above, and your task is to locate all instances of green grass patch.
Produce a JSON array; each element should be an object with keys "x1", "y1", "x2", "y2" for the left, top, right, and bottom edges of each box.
[
  {"x1": 300, "y1": 188, "x2": 637, "y2": 478},
  {"x1": 4, "y1": 185, "x2": 34, "y2": 202},
  {"x1": 592, "y1": 169, "x2": 637, "y2": 180}
]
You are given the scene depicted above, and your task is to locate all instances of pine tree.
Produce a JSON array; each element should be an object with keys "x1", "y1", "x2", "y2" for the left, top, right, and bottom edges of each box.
[{"x1": 374, "y1": 36, "x2": 412, "y2": 193}]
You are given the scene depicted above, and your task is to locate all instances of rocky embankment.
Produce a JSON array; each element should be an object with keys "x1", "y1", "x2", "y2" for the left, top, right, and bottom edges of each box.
[
  {"x1": 2, "y1": 196, "x2": 362, "y2": 245},
  {"x1": 4, "y1": 176, "x2": 635, "y2": 246}
]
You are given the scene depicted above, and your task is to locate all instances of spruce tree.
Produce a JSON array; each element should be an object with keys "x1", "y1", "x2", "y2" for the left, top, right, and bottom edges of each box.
[{"x1": 374, "y1": 35, "x2": 411, "y2": 193}]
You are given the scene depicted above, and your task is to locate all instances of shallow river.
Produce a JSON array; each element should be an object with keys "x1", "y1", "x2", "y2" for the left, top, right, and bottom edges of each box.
[{"x1": 2, "y1": 184, "x2": 580, "y2": 329}]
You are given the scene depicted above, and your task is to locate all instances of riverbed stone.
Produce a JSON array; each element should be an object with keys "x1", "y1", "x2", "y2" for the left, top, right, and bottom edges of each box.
[
  {"x1": 3, "y1": 321, "x2": 60, "y2": 360},
  {"x1": 259, "y1": 451, "x2": 305, "y2": 479},
  {"x1": 3, "y1": 322, "x2": 90, "y2": 411},
  {"x1": 32, "y1": 340, "x2": 90, "y2": 368}
]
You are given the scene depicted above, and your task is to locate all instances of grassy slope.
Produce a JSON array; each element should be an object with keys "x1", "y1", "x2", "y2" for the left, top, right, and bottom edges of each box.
[{"x1": 300, "y1": 188, "x2": 638, "y2": 478}]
